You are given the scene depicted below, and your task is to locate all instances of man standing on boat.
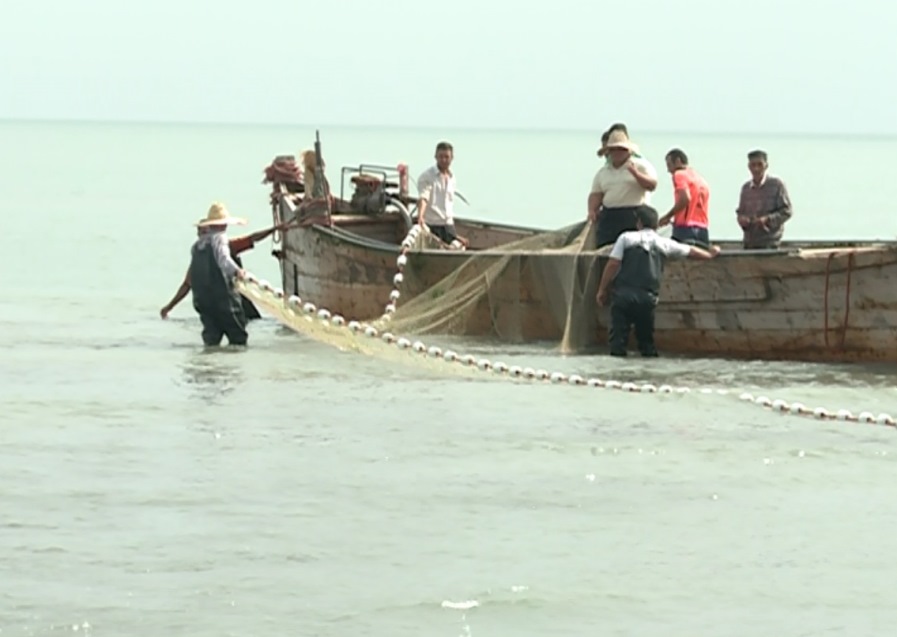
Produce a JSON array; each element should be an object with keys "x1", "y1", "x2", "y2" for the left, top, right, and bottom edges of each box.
[
  {"x1": 180, "y1": 202, "x2": 250, "y2": 347},
  {"x1": 736, "y1": 150, "x2": 793, "y2": 249},
  {"x1": 658, "y1": 148, "x2": 711, "y2": 248},
  {"x1": 588, "y1": 130, "x2": 658, "y2": 248},
  {"x1": 416, "y1": 141, "x2": 464, "y2": 248},
  {"x1": 596, "y1": 205, "x2": 720, "y2": 357},
  {"x1": 160, "y1": 220, "x2": 291, "y2": 320}
]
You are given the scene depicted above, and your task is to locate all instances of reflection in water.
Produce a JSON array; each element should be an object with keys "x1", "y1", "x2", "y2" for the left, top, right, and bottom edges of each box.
[{"x1": 179, "y1": 347, "x2": 246, "y2": 403}]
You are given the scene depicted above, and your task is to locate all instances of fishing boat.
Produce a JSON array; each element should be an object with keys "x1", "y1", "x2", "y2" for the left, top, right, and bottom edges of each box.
[{"x1": 258, "y1": 134, "x2": 897, "y2": 364}]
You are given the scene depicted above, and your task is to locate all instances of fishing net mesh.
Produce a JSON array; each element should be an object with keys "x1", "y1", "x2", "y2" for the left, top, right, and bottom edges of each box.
[
  {"x1": 374, "y1": 220, "x2": 607, "y2": 353},
  {"x1": 234, "y1": 278, "x2": 505, "y2": 381}
]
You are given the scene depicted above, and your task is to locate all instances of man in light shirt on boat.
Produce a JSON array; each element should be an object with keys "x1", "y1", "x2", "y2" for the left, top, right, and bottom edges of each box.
[
  {"x1": 588, "y1": 130, "x2": 658, "y2": 248},
  {"x1": 416, "y1": 141, "x2": 464, "y2": 249},
  {"x1": 736, "y1": 149, "x2": 793, "y2": 249},
  {"x1": 596, "y1": 205, "x2": 720, "y2": 357}
]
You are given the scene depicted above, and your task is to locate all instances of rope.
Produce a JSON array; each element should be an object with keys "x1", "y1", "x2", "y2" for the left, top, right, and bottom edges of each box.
[
  {"x1": 823, "y1": 251, "x2": 856, "y2": 349},
  {"x1": 236, "y1": 229, "x2": 895, "y2": 430},
  {"x1": 271, "y1": 190, "x2": 283, "y2": 246},
  {"x1": 824, "y1": 253, "x2": 833, "y2": 347},
  {"x1": 842, "y1": 252, "x2": 854, "y2": 348}
]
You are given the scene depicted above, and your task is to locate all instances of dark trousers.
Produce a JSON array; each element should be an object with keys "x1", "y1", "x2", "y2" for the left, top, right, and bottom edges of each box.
[
  {"x1": 671, "y1": 225, "x2": 710, "y2": 249},
  {"x1": 427, "y1": 223, "x2": 458, "y2": 244},
  {"x1": 609, "y1": 289, "x2": 658, "y2": 357},
  {"x1": 198, "y1": 305, "x2": 248, "y2": 346},
  {"x1": 596, "y1": 207, "x2": 640, "y2": 248}
]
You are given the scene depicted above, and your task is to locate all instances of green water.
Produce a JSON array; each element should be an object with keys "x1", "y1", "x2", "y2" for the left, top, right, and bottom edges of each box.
[{"x1": 2, "y1": 120, "x2": 896, "y2": 636}]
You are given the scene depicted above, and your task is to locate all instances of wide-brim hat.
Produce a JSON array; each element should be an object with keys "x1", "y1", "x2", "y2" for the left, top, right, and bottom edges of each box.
[
  {"x1": 195, "y1": 202, "x2": 247, "y2": 227},
  {"x1": 604, "y1": 130, "x2": 636, "y2": 153}
]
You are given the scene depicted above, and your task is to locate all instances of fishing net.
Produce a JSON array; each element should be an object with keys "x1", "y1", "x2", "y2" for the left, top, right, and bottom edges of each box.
[
  {"x1": 234, "y1": 277, "x2": 507, "y2": 382},
  {"x1": 260, "y1": 160, "x2": 615, "y2": 354},
  {"x1": 375, "y1": 220, "x2": 610, "y2": 354}
]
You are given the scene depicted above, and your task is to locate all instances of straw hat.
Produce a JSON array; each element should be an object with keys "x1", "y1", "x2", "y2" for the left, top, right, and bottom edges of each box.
[
  {"x1": 195, "y1": 202, "x2": 247, "y2": 227},
  {"x1": 597, "y1": 129, "x2": 642, "y2": 156},
  {"x1": 604, "y1": 130, "x2": 636, "y2": 153}
]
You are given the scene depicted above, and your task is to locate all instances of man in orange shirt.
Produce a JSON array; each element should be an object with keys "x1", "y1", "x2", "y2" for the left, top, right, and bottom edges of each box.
[
  {"x1": 160, "y1": 220, "x2": 291, "y2": 320},
  {"x1": 658, "y1": 148, "x2": 711, "y2": 249}
]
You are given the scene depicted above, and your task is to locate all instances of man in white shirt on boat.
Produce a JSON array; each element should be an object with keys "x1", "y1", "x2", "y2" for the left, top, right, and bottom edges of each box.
[
  {"x1": 416, "y1": 141, "x2": 465, "y2": 249},
  {"x1": 588, "y1": 130, "x2": 658, "y2": 248}
]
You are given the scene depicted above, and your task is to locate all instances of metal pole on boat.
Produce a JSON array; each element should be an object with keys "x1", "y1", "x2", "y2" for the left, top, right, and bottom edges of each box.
[
  {"x1": 313, "y1": 129, "x2": 326, "y2": 200},
  {"x1": 313, "y1": 129, "x2": 333, "y2": 220}
]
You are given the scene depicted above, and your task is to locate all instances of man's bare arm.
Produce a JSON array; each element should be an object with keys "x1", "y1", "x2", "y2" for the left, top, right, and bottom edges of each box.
[
  {"x1": 595, "y1": 257, "x2": 621, "y2": 305},
  {"x1": 660, "y1": 189, "x2": 690, "y2": 226},
  {"x1": 588, "y1": 192, "x2": 604, "y2": 222},
  {"x1": 687, "y1": 245, "x2": 721, "y2": 260},
  {"x1": 160, "y1": 268, "x2": 191, "y2": 318}
]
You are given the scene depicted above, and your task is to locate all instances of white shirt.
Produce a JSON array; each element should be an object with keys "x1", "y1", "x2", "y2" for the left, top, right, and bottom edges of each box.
[
  {"x1": 193, "y1": 229, "x2": 240, "y2": 279},
  {"x1": 417, "y1": 165, "x2": 455, "y2": 226},
  {"x1": 591, "y1": 157, "x2": 657, "y2": 207},
  {"x1": 609, "y1": 228, "x2": 692, "y2": 261}
]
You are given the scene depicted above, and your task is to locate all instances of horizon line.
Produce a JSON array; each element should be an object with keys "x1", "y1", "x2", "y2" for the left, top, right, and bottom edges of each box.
[{"x1": 1, "y1": 115, "x2": 895, "y2": 140}]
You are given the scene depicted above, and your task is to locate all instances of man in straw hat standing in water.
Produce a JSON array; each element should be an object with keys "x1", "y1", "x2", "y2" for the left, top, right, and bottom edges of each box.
[
  {"x1": 588, "y1": 129, "x2": 658, "y2": 248},
  {"x1": 186, "y1": 202, "x2": 251, "y2": 347},
  {"x1": 159, "y1": 219, "x2": 292, "y2": 321}
]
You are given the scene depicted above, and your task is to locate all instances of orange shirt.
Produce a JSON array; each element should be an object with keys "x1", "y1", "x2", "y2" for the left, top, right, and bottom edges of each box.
[{"x1": 671, "y1": 167, "x2": 710, "y2": 229}]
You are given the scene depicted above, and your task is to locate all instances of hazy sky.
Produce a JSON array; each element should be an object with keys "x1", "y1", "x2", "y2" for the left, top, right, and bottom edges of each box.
[{"x1": 3, "y1": 0, "x2": 894, "y2": 134}]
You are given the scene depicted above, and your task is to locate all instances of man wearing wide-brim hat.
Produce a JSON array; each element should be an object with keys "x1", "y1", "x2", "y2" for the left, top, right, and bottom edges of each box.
[
  {"x1": 186, "y1": 202, "x2": 251, "y2": 347},
  {"x1": 587, "y1": 129, "x2": 658, "y2": 248},
  {"x1": 160, "y1": 216, "x2": 293, "y2": 322}
]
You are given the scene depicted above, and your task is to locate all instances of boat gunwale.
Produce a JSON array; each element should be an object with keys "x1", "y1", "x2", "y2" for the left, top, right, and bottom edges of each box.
[
  {"x1": 277, "y1": 186, "x2": 897, "y2": 258},
  {"x1": 300, "y1": 219, "x2": 897, "y2": 260}
]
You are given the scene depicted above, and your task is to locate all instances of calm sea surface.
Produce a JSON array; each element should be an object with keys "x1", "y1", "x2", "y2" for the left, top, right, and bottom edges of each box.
[{"x1": 2, "y1": 120, "x2": 897, "y2": 636}]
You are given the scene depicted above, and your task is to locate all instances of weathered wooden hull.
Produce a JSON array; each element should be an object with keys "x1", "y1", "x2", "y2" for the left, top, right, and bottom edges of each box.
[
  {"x1": 272, "y1": 198, "x2": 897, "y2": 363},
  {"x1": 653, "y1": 245, "x2": 897, "y2": 362}
]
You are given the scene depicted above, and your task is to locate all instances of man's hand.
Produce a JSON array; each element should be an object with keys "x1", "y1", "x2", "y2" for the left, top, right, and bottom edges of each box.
[
  {"x1": 626, "y1": 161, "x2": 640, "y2": 176},
  {"x1": 737, "y1": 214, "x2": 751, "y2": 229},
  {"x1": 658, "y1": 213, "x2": 673, "y2": 227},
  {"x1": 160, "y1": 305, "x2": 171, "y2": 319},
  {"x1": 755, "y1": 215, "x2": 770, "y2": 230},
  {"x1": 236, "y1": 268, "x2": 247, "y2": 280},
  {"x1": 596, "y1": 289, "x2": 608, "y2": 306},
  {"x1": 587, "y1": 209, "x2": 599, "y2": 222}
]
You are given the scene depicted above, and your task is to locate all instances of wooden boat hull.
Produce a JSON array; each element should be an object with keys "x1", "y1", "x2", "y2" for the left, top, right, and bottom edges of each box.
[
  {"x1": 651, "y1": 244, "x2": 897, "y2": 363},
  {"x1": 271, "y1": 196, "x2": 897, "y2": 363}
]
